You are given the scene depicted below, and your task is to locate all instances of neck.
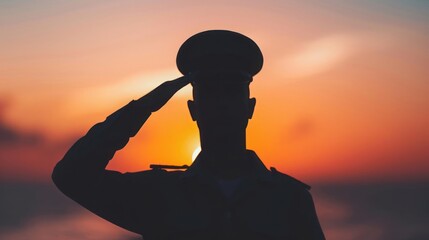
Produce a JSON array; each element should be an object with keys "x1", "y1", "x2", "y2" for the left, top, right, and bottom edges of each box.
[{"x1": 199, "y1": 129, "x2": 249, "y2": 178}]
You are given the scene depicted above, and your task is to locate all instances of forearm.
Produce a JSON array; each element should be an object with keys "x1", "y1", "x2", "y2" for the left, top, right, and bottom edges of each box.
[{"x1": 52, "y1": 99, "x2": 151, "y2": 189}]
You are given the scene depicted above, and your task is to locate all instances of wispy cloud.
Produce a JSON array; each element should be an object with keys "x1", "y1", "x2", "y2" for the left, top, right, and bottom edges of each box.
[
  {"x1": 0, "y1": 122, "x2": 43, "y2": 147},
  {"x1": 0, "y1": 101, "x2": 43, "y2": 147},
  {"x1": 64, "y1": 69, "x2": 191, "y2": 118},
  {"x1": 279, "y1": 34, "x2": 358, "y2": 78},
  {"x1": 81, "y1": 68, "x2": 190, "y2": 100},
  {"x1": 277, "y1": 33, "x2": 387, "y2": 79}
]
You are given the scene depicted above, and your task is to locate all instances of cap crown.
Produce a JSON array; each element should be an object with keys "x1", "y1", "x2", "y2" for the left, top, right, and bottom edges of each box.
[{"x1": 177, "y1": 30, "x2": 263, "y2": 77}]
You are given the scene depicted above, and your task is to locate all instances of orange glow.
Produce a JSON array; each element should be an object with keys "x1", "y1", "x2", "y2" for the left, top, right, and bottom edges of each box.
[{"x1": 1, "y1": 1, "x2": 428, "y2": 184}]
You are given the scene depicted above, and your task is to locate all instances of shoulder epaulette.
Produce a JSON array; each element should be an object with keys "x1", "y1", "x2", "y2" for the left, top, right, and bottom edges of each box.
[
  {"x1": 270, "y1": 167, "x2": 311, "y2": 190},
  {"x1": 150, "y1": 164, "x2": 189, "y2": 170}
]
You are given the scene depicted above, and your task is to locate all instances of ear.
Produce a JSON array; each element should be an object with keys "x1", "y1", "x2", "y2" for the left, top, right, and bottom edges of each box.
[
  {"x1": 247, "y1": 98, "x2": 256, "y2": 119},
  {"x1": 187, "y1": 100, "x2": 198, "y2": 121}
]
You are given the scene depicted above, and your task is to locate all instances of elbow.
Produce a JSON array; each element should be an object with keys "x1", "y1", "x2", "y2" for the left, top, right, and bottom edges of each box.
[
  {"x1": 51, "y1": 161, "x2": 78, "y2": 198},
  {"x1": 51, "y1": 161, "x2": 65, "y2": 190},
  {"x1": 51, "y1": 162, "x2": 79, "y2": 201},
  {"x1": 51, "y1": 158, "x2": 95, "y2": 198},
  {"x1": 51, "y1": 160, "x2": 75, "y2": 194}
]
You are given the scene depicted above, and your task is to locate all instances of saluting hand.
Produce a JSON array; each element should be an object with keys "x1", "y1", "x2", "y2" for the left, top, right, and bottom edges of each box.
[
  {"x1": 100, "y1": 74, "x2": 193, "y2": 142},
  {"x1": 136, "y1": 75, "x2": 192, "y2": 112}
]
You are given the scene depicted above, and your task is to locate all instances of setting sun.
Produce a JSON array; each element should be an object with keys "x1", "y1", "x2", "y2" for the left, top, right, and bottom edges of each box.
[{"x1": 192, "y1": 146, "x2": 202, "y2": 162}]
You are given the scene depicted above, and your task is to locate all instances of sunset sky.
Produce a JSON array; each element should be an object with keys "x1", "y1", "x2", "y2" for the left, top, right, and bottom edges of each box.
[
  {"x1": 1, "y1": 1, "x2": 429, "y2": 239},
  {"x1": 1, "y1": 0, "x2": 428, "y2": 184}
]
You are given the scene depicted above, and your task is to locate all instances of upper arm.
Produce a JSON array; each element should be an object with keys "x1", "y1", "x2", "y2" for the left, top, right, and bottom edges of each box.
[{"x1": 297, "y1": 190, "x2": 326, "y2": 240}]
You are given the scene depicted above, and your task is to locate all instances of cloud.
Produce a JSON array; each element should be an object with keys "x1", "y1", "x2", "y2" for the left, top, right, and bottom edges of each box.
[
  {"x1": 0, "y1": 107, "x2": 77, "y2": 181},
  {"x1": 0, "y1": 100, "x2": 44, "y2": 147},
  {"x1": 0, "y1": 122, "x2": 43, "y2": 147},
  {"x1": 114, "y1": 69, "x2": 192, "y2": 99},
  {"x1": 277, "y1": 33, "x2": 386, "y2": 79},
  {"x1": 71, "y1": 68, "x2": 191, "y2": 108},
  {"x1": 0, "y1": 99, "x2": 69, "y2": 181},
  {"x1": 62, "y1": 69, "x2": 192, "y2": 123},
  {"x1": 286, "y1": 117, "x2": 315, "y2": 141},
  {"x1": 279, "y1": 34, "x2": 358, "y2": 78},
  {"x1": 0, "y1": 99, "x2": 9, "y2": 116}
]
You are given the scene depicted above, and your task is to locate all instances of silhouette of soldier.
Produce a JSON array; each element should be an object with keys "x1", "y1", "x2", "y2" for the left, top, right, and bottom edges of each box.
[{"x1": 52, "y1": 30, "x2": 325, "y2": 240}]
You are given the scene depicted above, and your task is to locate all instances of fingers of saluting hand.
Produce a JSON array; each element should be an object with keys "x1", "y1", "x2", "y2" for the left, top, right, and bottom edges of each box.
[
  {"x1": 164, "y1": 74, "x2": 193, "y2": 88},
  {"x1": 158, "y1": 75, "x2": 192, "y2": 95},
  {"x1": 136, "y1": 75, "x2": 192, "y2": 112}
]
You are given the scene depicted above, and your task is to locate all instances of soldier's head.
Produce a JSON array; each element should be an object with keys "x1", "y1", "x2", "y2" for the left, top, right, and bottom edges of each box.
[
  {"x1": 177, "y1": 30, "x2": 263, "y2": 142},
  {"x1": 187, "y1": 71, "x2": 256, "y2": 137}
]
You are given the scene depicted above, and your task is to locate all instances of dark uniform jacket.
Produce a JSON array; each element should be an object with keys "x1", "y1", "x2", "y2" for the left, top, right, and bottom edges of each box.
[{"x1": 52, "y1": 100, "x2": 325, "y2": 240}]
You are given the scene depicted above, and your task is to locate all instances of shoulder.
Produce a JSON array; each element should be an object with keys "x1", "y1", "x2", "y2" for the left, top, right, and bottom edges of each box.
[
  {"x1": 270, "y1": 167, "x2": 311, "y2": 191},
  {"x1": 269, "y1": 167, "x2": 317, "y2": 210},
  {"x1": 122, "y1": 168, "x2": 185, "y2": 184}
]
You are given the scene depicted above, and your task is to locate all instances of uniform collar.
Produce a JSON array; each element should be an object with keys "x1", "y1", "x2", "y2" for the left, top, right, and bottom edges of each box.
[{"x1": 180, "y1": 149, "x2": 273, "y2": 183}]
